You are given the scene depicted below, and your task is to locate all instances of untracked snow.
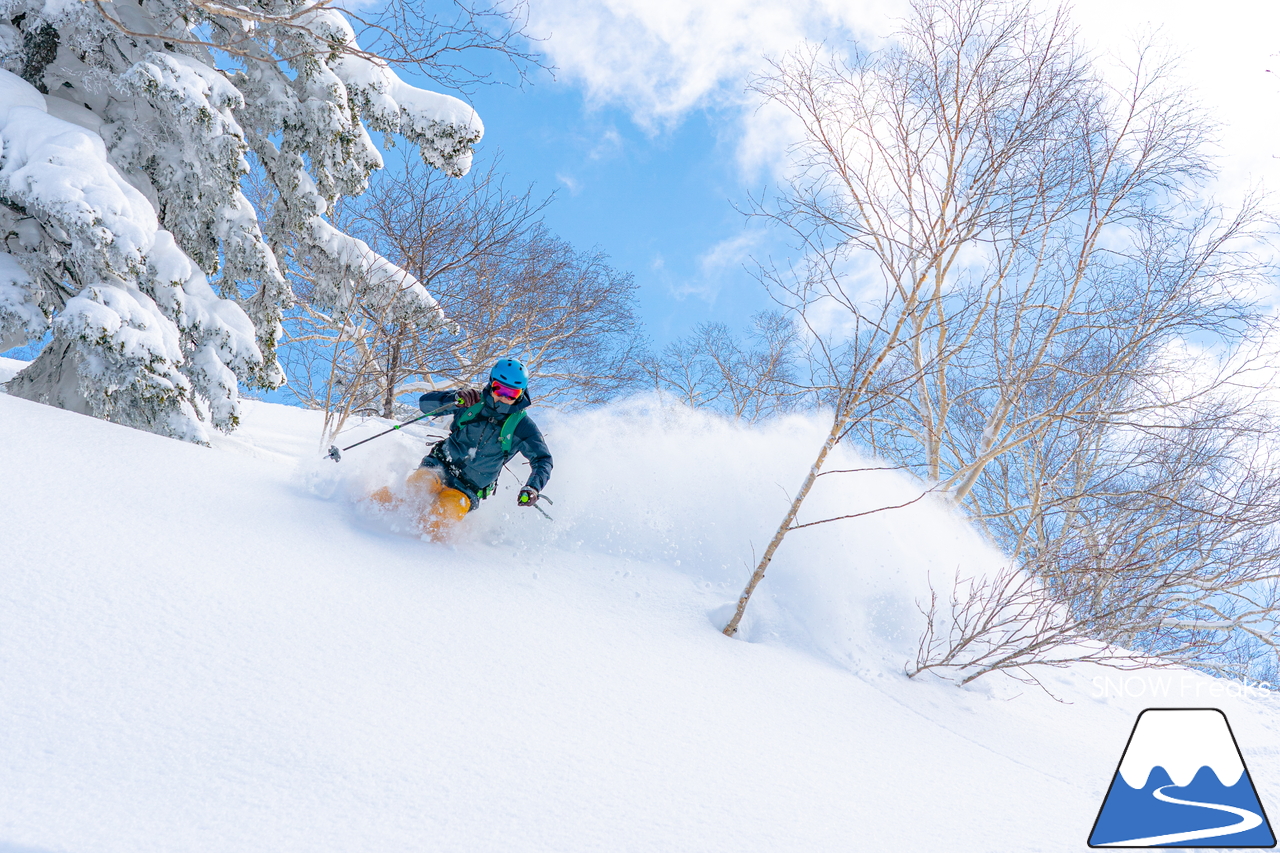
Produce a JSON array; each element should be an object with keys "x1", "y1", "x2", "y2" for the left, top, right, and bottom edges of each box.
[{"x1": 2, "y1": 356, "x2": 1279, "y2": 852}]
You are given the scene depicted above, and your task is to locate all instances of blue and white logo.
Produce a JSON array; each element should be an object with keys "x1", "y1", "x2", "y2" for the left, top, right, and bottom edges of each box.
[{"x1": 1089, "y1": 708, "x2": 1275, "y2": 848}]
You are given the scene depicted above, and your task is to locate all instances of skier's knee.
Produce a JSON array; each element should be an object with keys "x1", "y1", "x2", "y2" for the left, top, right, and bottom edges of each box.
[{"x1": 438, "y1": 487, "x2": 471, "y2": 517}]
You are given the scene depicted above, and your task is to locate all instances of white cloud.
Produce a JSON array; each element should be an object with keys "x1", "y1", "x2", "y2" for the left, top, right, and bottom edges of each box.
[
  {"x1": 531, "y1": 0, "x2": 1280, "y2": 204},
  {"x1": 698, "y1": 229, "x2": 762, "y2": 275},
  {"x1": 735, "y1": 97, "x2": 807, "y2": 184},
  {"x1": 555, "y1": 172, "x2": 582, "y2": 194},
  {"x1": 662, "y1": 229, "x2": 768, "y2": 302},
  {"x1": 667, "y1": 278, "x2": 719, "y2": 302},
  {"x1": 529, "y1": 0, "x2": 902, "y2": 130},
  {"x1": 1066, "y1": 0, "x2": 1280, "y2": 204},
  {"x1": 589, "y1": 126, "x2": 624, "y2": 160}
]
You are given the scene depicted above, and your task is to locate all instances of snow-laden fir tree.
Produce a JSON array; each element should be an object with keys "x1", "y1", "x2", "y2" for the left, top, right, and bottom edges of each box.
[{"x1": 0, "y1": 0, "x2": 481, "y2": 441}]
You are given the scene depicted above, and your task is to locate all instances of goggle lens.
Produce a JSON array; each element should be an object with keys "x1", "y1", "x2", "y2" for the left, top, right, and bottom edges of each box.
[{"x1": 492, "y1": 380, "x2": 522, "y2": 400}]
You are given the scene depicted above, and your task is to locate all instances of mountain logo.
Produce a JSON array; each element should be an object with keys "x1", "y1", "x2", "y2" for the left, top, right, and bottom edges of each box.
[{"x1": 1089, "y1": 708, "x2": 1275, "y2": 848}]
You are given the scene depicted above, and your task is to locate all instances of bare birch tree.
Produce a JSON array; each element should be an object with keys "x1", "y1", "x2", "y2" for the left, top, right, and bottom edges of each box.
[
  {"x1": 640, "y1": 311, "x2": 809, "y2": 420},
  {"x1": 907, "y1": 381, "x2": 1280, "y2": 685},
  {"x1": 281, "y1": 157, "x2": 644, "y2": 437},
  {"x1": 722, "y1": 0, "x2": 1280, "y2": 671}
]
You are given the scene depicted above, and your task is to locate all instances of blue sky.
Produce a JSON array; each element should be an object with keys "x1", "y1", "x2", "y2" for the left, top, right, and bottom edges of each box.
[
  {"x1": 463, "y1": 83, "x2": 775, "y2": 346},
  {"x1": 431, "y1": 0, "x2": 1280, "y2": 350},
  {"x1": 5, "y1": 0, "x2": 1276, "y2": 365}
]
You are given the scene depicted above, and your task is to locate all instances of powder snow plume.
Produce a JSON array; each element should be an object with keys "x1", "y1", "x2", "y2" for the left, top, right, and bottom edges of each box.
[{"x1": 305, "y1": 394, "x2": 1008, "y2": 669}]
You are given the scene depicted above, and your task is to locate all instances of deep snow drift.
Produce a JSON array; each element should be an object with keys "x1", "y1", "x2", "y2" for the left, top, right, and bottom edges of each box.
[{"x1": 2, "y1": 355, "x2": 1279, "y2": 852}]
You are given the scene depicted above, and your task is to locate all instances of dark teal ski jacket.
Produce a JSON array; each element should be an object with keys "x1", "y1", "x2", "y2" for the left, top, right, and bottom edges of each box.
[{"x1": 418, "y1": 389, "x2": 553, "y2": 496}]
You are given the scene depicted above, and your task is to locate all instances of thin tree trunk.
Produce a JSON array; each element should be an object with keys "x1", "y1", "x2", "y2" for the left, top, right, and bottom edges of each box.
[
  {"x1": 722, "y1": 289, "x2": 919, "y2": 637},
  {"x1": 722, "y1": 416, "x2": 845, "y2": 637},
  {"x1": 382, "y1": 331, "x2": 402, "y2": 418}
]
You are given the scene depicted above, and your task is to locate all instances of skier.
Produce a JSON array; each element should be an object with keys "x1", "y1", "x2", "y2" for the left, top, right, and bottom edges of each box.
[{"x1": 371, "y1": 357, "x2": 553, "y2": 540}]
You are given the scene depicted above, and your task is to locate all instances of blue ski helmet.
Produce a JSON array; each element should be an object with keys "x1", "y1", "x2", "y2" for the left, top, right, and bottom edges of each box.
[{"x1": 489, "y1": 357, "x2": 528, "y2": 390}]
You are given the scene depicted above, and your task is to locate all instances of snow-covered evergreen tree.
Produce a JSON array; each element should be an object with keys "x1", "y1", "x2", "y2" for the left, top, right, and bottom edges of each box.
[{"x1": 0, "y1": 0, "x2": 481, "y2": 441}]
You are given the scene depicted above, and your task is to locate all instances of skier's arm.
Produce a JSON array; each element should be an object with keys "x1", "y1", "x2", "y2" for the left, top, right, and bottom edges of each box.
[
  {"x1": 514, "y1": 420, "x2": 553, "y2": 492},
  {"x1": 419, "y1": 391, "x2": 462, "y2": 414}
]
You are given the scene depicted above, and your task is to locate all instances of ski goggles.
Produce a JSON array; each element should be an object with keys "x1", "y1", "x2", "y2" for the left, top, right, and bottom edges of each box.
[{"x1": 491, "y1": 379, "x2": 523, "y2": 401}]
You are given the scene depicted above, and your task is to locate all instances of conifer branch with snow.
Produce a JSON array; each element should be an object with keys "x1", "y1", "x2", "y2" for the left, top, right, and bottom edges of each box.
[{"x1": 0, "y1": 0, "x2": 494, "y2": 441}]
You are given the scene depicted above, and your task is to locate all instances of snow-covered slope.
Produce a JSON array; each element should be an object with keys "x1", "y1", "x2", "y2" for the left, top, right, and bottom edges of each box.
[{"x1": 2, "y1": 358, "x2": 1279, "y2": 852}]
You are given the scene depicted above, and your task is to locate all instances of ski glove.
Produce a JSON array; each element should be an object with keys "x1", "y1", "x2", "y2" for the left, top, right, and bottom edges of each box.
[
  {"x1": 518, "y1": 486, "x2": 539, "y2": 507},
  {"x1": 455, "y1": 387, "x2": 482, "y2": 408}
]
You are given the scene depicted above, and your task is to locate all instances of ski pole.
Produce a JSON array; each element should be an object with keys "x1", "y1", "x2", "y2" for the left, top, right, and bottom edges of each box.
[{"x1": 327, "y1": 404, "x2": 454, "y2": 462}]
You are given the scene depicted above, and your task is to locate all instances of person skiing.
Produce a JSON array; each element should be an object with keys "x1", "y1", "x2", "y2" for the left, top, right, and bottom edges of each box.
[{"x1": 371, "y1": 357, "x2": 553, "y2": 539}]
